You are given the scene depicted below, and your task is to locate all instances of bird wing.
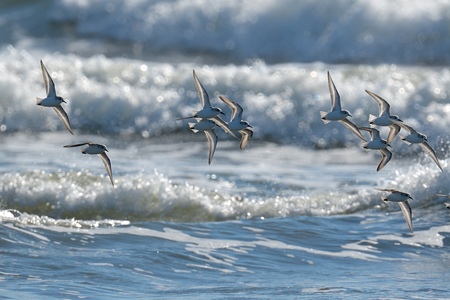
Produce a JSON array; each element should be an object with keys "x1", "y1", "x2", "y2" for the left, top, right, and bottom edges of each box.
[
  {"x1": 204, "y1": 129, "x2": 218, "y2": 165},
  {"x1": 338, "y1": 119, "x2": 367, "y2": 141},
  {"x1": 392, "y1": 120, "x2": 416, "y2": 134},
  {"x1": 239, "y1": 128, "x2": 254, "y2": 149},
  {"x1": 327, "y1": 71, "x2": 341, "y2": 111},
  {"x1": 386, "y1": 124, "x2": 401, "y2": 143},
  {"x1": 53, "y1": 105, "x2": 74, "y2": 135},
  {"x1": 365, "y1": 90, "x2": 391, "y2": 116},
  {"x1": 211, "y1": 115, "x2": 238, "y2": 139},
  {"x1": 99, "y1": 152, "x2": 114, "y2": 186},
  {"x1": 398, "y1": 201, "x2": 413, "y2": 233},
  {"x1": 359, "y1": 126, "x2": 380, "y2": 140},
  {"x1": 40, "y1": 60, "x2": 56, "y2": 97},
  {"x1": 377, "y1": 149, "x2": 392, "y2": 172},
  {"x1": 219, "y1": 95, "x2": 243, "y2": 121},
  {"x1": 63, "y1": 142, "x2": 92, "y2": 148},
  {"x1": 193, "y1": 69, "x2": 211, "y2": 109},
  {"x1": 419, "y1": 141, "x2": 443, "y2": 171},
  {"x1": 374, "y1": 188, "x2": 399, "y2": 193}
]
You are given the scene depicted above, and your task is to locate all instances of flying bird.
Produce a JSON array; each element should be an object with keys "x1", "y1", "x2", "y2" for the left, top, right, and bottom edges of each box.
[
  {"x1": 36, "y1": 60, "x2": 74, "y2": 135},
  {"x1": 375, "y1": 188, "x2": 413, "y2": 233},
  {"x1": 219, "y1": 95, "x2": 254, "y2": 149},
  {"x1": 320, "y1": 71, "x2": 366, "y2": 141},
  {"x1": 64, "y1": 142, "x2": 114, "y2": 186},
  {"x1": 365, "y1": 90, "x2": 402, "y2": 143},
  {"x1": 391, "y1": 120, "x2": 443, "y2": 171},
  {"x1": 177, "y1": 70, "x2": 225, "y2": 120},
  {"x1": 359, "y1": 127, "x2": 392, "y2": 172},
  {"x1": 188, "y1": 119, "x2": 219, "y2": 165}
]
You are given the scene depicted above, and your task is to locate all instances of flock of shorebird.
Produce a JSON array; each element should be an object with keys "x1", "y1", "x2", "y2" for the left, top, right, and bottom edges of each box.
[
  {"x1": 321, "y1": 71, "x2": 448, "y2": 233},
  {"x1": 176, "y1": 70, "x2": 254, "y2": 163},
  {"x1": 36, "y1": 62, "x2": 253, "y2": 186},
  {"x1": 36, "y1": 60, "x2": 447, "y2": 233},
  {"x1": 37, "y1": 60, "x2": 113, "y2": 186}
]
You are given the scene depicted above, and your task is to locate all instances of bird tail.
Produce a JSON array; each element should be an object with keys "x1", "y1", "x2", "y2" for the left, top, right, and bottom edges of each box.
[
  {"x1": 368, "y1": 114, "x2": 377, "y2": 123},
  {"x1": 188, "y1": 123, "x2": 199, "y2": 133},
  {"x1": 36, "y1": 97, "x2": 45, "y2": 110},
  {"x1": 320, "y1": 111, "x2": 330, "y2": 124}
]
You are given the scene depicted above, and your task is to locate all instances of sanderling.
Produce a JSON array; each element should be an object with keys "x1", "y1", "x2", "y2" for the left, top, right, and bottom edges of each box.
[
  {"x1": 188, "y1": 119, "x2": 218, "y2": 165},
  {"x1": 219, "y1": 96, "x2": 254, "y2": 149},
  {"x1": 365, "y1": 90, "x2": 402, "y2": 143},
  {"x1": 375, "y1": 188, "x2": 413, "y2": 233},
  {"x1": 177, "y1": 70, "x2": 225, "y2": 120},
  {"x1": 36, "y1": 60, "x2": 74, "y2": 135},
  {"x1": 64, "y1": 142, "x2": 114, "y2": 186},
  {"x1": 391, "y1": 120, "x2": 443, "y2": 171},
  {"x1": 359, "y1": 127, "x2": 392, "y2": 171},
  {"x1": 320, "y1": 71, "x2": 366, "y2": 141}
]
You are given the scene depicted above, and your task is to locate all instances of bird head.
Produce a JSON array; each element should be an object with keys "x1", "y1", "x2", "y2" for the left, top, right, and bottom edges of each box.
[{"x1": 343, "y1": 110, "x2": 352, "y2": 117}]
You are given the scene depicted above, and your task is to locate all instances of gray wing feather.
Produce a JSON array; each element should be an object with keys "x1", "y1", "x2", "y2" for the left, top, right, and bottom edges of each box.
[
  {"x1": 99, "y1": 152, "x2": 114, "y2": 186},
  {"x1": 53, "y1": 105, "x2": 74, "y2": 135},
  {"x1": 193, "y1": 70, "x2": 211, "y2": 108},
  {"x1": 377, "y1": 149, "x2": 392, "y2": 172},
  {"x1": 63, "y1": 142, "x2": 91, "y2": 148},
  {"x1": 40, "y1": 60, "x2": 56, "y2": 97},
  {"x1": 239, "y1": 128, "x2": 253, "y2": 149},
  {"x1": 327, "y1": 71, "x2": 341, "y2": 111},
  {"x1": 419, "y1": 141, "x2": 443, "y2": 171},
  {"x1": 211, "y1": 115, "x2": 238, "y2": 139},
  {"x1": 219, "y1": 96, "x2": 238, "y2": 120},
  {"x1": 204, "y1": 129, "x2": 218, "y2": 165},
  {"x1": 339, "y1": 118, "x2": 366, "y2": 141},
  {"x1": 386, "y1": 124, "x2": 400, "y2": 143},
  {"x1": 365, "y1": 90, "x2": 390, "y2": 115},
  {"x1": 398, "y1": 201, "x2": 413, "y2": 233},
  {"x1": 374, "y1": 188, "x2": 399, "y2": 193}
]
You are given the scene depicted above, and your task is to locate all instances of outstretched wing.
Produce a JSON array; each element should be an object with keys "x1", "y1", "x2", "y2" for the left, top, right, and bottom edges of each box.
[
  {"x1": 327, "y1": 71, "x2": 341, "y2": 111},
  {"x1": 63, "y1": 142, "x2": 91, "y2": 148},
  {"x1": 40, "y1": 60, "x2": 56, "y2": 97},
  {"x1": 377, "y1": 149, "x2": 392, "y2": 172},
  {"x1": 398, "y1": 201, "x2": 413, "y2": 233},
  {"x1": 339, "y1": 119, "x2": 366, "y2": 141},
  {"x1": 365, "y1": 90, "x2": 391, "y2": 116},
  {"x1": 53, "y1": 105, "x2": 74, "y2": 135},
  {"x1": 374, "y1": 188, "x2": 399, "y2": 193},
  {"x1": 419, "y1": 141, "x2": 443, "y2": 171},
  {"x1": 204, "y1": 129, "x2": 218, "y2": 165},
  {"x1": 219, "y1": 96, "x2": 243, "y2": 121},
  {"x1": 386, "y1": 124, "x2": 400, "y2": 143},
  {"x1": 193, "y1": 70, "x2": 211, "y2": 109},
  {"x1": 239, "y1": 128, "x2": 253, "y2": 149},
  {"x1": 99, "y1": 152, "x2": 114, "y2": 186},
  {"x1": 210, "y1": 115, "x2": 238, "y2": 139}
]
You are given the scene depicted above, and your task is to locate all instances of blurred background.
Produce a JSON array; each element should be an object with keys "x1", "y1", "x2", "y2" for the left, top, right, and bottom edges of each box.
[{"x1": 0, "y1": 0, "x2": 450, "y2": 147}]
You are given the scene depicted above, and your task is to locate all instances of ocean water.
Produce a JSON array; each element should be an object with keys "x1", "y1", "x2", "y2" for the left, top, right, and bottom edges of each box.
[{"x1": 1, "y1": 0, "x2": 450, "y2": 299}]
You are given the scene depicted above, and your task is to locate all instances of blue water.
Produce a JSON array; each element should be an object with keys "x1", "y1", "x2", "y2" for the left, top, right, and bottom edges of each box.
[{"x1": 1, "y1": 0, "x2": 450, "y2": 299}]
